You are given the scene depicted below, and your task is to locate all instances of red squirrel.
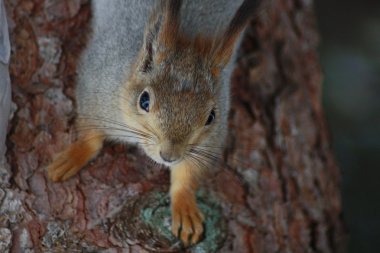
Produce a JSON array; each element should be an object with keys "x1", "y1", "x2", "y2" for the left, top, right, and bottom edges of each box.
[{"x1": 48, "y1": 0, "x2": 258, "y2": 245}]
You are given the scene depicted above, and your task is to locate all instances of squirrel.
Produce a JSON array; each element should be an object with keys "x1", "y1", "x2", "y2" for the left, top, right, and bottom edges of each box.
[{"x1": 48, "y1": 0, "x2": 259, "y2": 246}]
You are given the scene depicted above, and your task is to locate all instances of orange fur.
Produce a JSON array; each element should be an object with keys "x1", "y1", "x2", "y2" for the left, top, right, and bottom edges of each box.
[
  {"x1": 48, "y1": 130, "x2": 104, "y2": 181},
  {"x1": 158, "y1": 0, "x2": 181, "y2": 49},
  {"x1": 170, "y1": 161, "x2": 204, "y2": 245},
  {"x1": 213, "y1": 32, "x2": 239, "y2": 66},
  {"x1": 194, "y1": 36, "x2": 213, "y2": 58},
  {"x1": 213, "y1": 0, "x2": 258, "y2": 67}
]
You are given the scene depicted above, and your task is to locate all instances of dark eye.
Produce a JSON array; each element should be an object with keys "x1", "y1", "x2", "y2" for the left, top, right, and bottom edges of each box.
[
  {"x1": 139, "y1": 91, "x2": 150, "y2": 112},
  {"x1": 205, "y1": 110, "x2": 215, "y2": 125}
]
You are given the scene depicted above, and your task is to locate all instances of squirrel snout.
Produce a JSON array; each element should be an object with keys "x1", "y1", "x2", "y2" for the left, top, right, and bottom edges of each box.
[
  {"x1": 159, "y1": 142, "x2": 183, "y2": 164},
  {"x1": 159, "y1": 151, "x2": 178, "y2": 163}
]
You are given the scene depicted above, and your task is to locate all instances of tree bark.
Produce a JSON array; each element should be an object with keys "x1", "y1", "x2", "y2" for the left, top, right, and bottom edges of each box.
[{"x1": 1, "y1": 0, "x2": 346, "y2": 252}]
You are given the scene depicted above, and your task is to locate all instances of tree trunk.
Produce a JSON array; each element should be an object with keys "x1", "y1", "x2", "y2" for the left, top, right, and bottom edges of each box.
[{"x1": 1, "y1": 0, "x2": 346, "y2": 252}]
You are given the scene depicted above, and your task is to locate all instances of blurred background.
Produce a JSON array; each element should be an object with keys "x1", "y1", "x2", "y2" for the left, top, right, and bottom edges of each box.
[{"x1": 315, "y1": 1, "x2": 380, "y2": 252}]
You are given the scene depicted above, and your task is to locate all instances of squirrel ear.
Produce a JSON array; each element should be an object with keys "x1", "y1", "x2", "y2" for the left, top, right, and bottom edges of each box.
[
  {"x1": 211, "y1": 0, "x2": 259, "y2": 71},
  {"x1": 157, "y1": 0, "x2": 182, "y2": 49},
  {"x1": 140, "y1": 0, "x2": 182, "y2": 73}
]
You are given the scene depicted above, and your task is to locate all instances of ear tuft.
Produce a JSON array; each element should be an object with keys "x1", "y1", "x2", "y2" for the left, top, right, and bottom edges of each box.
[
  {"x1": 141, "y1": 13, "x2": 162, "y2": 73},
  {"x1": 212, "y1": 0, "x2": 260, "y2": 68},
  {"x1": 140, "y1": 0, "x2": 183, "y2": 73}
]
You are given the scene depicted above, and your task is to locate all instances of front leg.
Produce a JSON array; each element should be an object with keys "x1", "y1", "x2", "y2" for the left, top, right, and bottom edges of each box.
[
  {"x1": 170, "y1": 161, "x2": 204, "y2": 246},
  {"x1": 48, "y1": 130, "x2": 104, "y2": 181}
]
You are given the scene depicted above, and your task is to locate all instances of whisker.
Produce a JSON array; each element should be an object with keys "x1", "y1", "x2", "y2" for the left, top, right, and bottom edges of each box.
[
  {"x1": 77, "y1": 115, "x2": 154, "y2": 140},
  {"x1": 189, "y1": 146, "x2": 255, "y2": 169},
  {"x1": 186, "y1": 152, "x2": 214, "y2": 172},
  {"x1": 75, "y1": 125, "x2": 155, "y2": 143},
  {"x1": 184, "y1": 155, "x2": 208, "y2": 180},
  {"x1": 60, "y1": 133, "x2": 156, "y2": 150},
  {"x1": 190, "y1": 148, "x2": 222, "y2": 163}
]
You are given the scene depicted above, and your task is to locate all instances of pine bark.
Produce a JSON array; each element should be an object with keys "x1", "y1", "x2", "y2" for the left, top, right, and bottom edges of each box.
[{"x1": 0, "y1": 0, "x2": 346, "y2": 252}]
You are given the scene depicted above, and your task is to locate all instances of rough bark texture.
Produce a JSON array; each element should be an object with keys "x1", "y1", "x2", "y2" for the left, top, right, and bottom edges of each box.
[{"x1": 1, "y1": 0, "x2": 346, "y2": 252}]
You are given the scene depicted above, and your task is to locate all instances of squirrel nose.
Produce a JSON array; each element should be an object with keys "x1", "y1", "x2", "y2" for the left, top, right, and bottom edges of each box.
[{"x1": 159, "y1": 151, "x2": 177, "y2": 163}]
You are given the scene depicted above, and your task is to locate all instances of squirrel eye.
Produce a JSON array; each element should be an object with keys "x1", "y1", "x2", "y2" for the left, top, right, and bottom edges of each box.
[
  {"x1": 205, "y1": 109, "x2": 215, "y2": 125},
  {"x1": 139, "y1": 91, "x2": 150, "y2": 112}
]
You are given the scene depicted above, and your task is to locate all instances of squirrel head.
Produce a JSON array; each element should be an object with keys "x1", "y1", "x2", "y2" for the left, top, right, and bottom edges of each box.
[{"x1": 120, "y1": 0, "x2": 256, "y2": 166}]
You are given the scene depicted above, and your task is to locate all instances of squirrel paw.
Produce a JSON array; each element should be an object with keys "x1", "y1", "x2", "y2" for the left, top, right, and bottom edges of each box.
[
  {"x1": 171, "y1": 191, "x2": 204, "y2": 246},
  {"x1": 47, "y1": 131, "x2": 104, "y2": 182},
  {"x1": 47, "y1": 148, "x2": 83, "y2": 182}
]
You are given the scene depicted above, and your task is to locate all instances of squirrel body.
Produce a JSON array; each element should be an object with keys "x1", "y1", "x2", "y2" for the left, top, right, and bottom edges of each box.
[{"x1": 48, "y1": 0, "x2": 258, "y2": 245}]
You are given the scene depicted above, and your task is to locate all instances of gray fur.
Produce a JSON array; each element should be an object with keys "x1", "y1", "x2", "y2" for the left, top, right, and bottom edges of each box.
[{"x1": 76, "y1": 0, "x2": 245, "y2": 155}]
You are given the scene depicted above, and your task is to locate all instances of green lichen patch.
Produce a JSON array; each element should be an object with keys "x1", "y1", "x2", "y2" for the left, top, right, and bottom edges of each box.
[
  {"x1": 192, "y1": 191, "x2": 228, "y2": 253},
  {"x1": 111, "y1": 191, "x2": 227, "y2": 252}
]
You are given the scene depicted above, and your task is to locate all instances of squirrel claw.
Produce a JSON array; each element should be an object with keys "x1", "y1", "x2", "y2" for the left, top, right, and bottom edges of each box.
[{"x1": 171, "y1": 192, "x2": 204, "y2": 246}]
